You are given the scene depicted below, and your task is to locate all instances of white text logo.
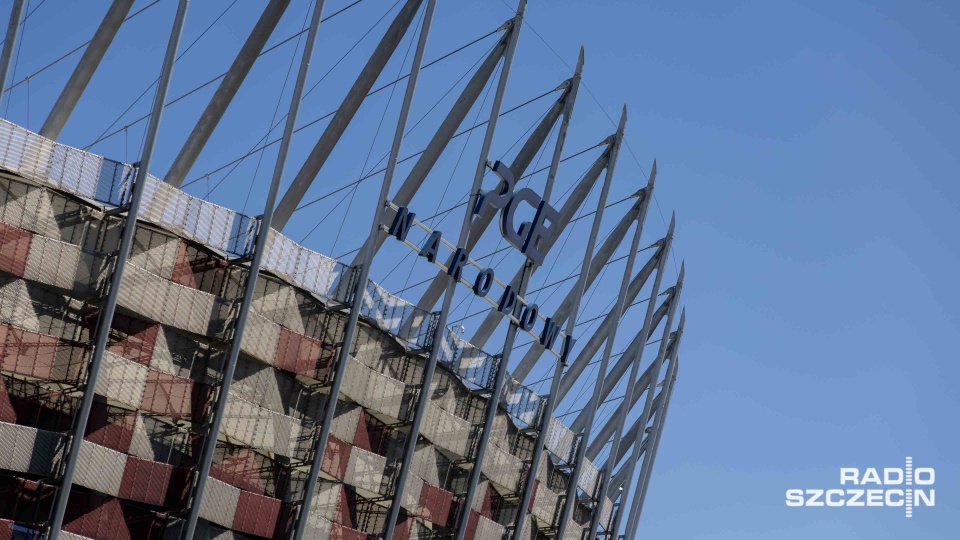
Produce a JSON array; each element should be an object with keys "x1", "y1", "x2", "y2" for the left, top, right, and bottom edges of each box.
[{"x1": 786, "y1": 457, "x2": 934, "y2": 518}]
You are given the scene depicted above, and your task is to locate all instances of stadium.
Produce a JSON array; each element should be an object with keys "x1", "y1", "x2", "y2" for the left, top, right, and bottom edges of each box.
[{"x1": 0, "y1": 0, "x2": 686, "y2": 538}]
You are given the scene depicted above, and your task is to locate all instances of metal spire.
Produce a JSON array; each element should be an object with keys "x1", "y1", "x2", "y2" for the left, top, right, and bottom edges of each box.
[
  {"x1": 554, "y1": 113, "x2": 638, "y2": 540},
  {"x1": 165, "y1": 0, "x2": 293, "y2": 186},
  {"x1": 581, "y1": 150, "x2": 655, "y2": 540},
  {"x1": 514, "y1": 48, "x2": 608, "y2": 539}
]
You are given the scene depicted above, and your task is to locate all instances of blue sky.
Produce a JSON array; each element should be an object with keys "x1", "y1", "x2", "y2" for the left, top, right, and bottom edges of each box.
[{"x1": 2, "y1": 0, "x2": 957, "y2": 538}]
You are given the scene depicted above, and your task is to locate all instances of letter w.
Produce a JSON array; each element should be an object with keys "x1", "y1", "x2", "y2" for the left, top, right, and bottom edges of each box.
[{"x1": 540, "y1": 317, "x2": 562, "y2": 349}]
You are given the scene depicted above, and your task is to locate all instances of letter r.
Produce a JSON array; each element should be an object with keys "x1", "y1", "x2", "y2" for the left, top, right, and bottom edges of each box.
[{"x1": 840, "y1": 468, "x2": 860, "y2": 485}]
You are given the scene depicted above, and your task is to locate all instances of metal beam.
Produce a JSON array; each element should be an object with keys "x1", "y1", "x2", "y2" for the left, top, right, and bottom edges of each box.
[
  {"x1": 582, "y1": 145, "x2": 652, "y2": 540},
  {"x1": 604, "y1": 337, "x2": 678, "y2": 489},
  {"x1": 448, "y1": 6, "x2": 530, "y2": 540},
  {"x1": 540, "y1": 46, "x2": 584, "y2": 204},
  {"x1": 349, "y1": 26, "x2": 512, "y2": 267},
  {"x1": 509, "y1": 48, "x2": 585, "y2": 540},
  {"x1": 39, "y1": 0, "x2": 135, "y2": 139},
  {"x1": 585, "y1": 238, "x2": 674, "y2": 539},
  {"x1": 624, "y1": 320, "x2": 683, "y2": 538},
  {"x1": 553, "y1": 110, "x2": 629, "y2": 539},
  {"x1": 47, "y1": 1, "x2": 189, "y2": 538},
  {"x1": 272, "y1": 0, "x2": 425, "y2": 229},
  {"x1": 390, "y1": 2, "x2": 527, "y2": 537},
  {"x1": 585, "y1": 331, "x2": 677, "y2": 460},
  {"x1": 165, "y1": 0, "x2": 292, "y2": 186},
  {"x1": 291, "y1": 1, "x2": 435, "y2": 538},
  {"x1": 0, "y1": 0, "x2": 25, "y2": 111},
  {"x1": 601, "y1": 259, "x2": 683, "y2": 538},
  {"x1": 613, "y1": 403, "x2": 651, "y2": 466},
  {"x1": 571, "y1": 291, "x2": 670, "y2": 435},
  {"x1": 555, "y1": 245, "x2": 662, "y2": 403},
  {"x1": 611, "y1": 304, "x2": 685, "y2": 531},
  {"x1": 178, "y1": 1, "x2": 327, "y2": 538}
]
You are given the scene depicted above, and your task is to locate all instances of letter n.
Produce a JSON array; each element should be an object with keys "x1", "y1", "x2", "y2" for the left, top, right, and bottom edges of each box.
[{"x1": 388, "y1": 207, "x2": 416, "y2": 242}]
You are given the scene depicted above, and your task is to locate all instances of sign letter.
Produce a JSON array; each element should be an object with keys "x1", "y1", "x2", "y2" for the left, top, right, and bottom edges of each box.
[
  {"x1": 473, "y1": 267, "x2": 494, "y2": 297},
  {"x1": 447, "y1": 247, "x2": 469, "y2": 281},
  {"x1": 540, "y1": 317, "x2": 562, "y2": 349},
  {"x1": 475, "y1": 160, "x2": 516, "y2": 217},
  {"x1": 388, "y1": 206, "x2": 416, "y2": 242},
  {"x1": 419, "y1": 230, "x2": 442, "y2": 263}
]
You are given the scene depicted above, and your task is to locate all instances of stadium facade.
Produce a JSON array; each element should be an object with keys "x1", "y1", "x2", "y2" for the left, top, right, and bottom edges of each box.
[{"x1": 0, "y1": 0, "x2": 687, "y2": 539}]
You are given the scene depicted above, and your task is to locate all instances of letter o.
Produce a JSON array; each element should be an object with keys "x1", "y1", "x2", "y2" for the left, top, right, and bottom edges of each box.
[
  {"x1": 473, "y1": 268, "x2": 494, "y2": 297},
  {"x1": 519, "y1": 303, "x2": 538, "y2": 331},
  {"x1": 915, "y1": 468, "x2": 935, "y2": 485}
]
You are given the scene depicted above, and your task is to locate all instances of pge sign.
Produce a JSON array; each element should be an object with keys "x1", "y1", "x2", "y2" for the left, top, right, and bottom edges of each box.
[{"x1": 474, "y1": 161, "x2": 560, "y2": 267}]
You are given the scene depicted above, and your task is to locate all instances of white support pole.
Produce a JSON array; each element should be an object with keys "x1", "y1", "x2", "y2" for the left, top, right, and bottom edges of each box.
[
  {"x1": 178, "y1": 2, "x2": 327, "y2": 538},
  {"x1": 609, "y1": 292, "x2": 684, "y2": 533},
  {"x1": 514, "y1": 51, "x2": 617, "y2": 539},
  {"x1": 0, "y1": 0, "x2": 26, "y2": 111},
  {"x1": 554, "y1": 109, "x2": 629, "y2": 540},
  {"x1": 387, "y1": 2, "x2": 527, "y2": 537},
  {"x1": 47, "y1": 1, "x2": 190, "y2": 537},
  {"x1": 624, "y1": 317, "x2": 684, "y2": 538},
  {"x1": 456, "y1": 262, "x2": 531, "y2": 540},
  {"x1": 292, "y1": 0, "x2": 436, "y2": 537},
  {"x1": 584, "y1": 164, "x2": 658, "y2": 540}
]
